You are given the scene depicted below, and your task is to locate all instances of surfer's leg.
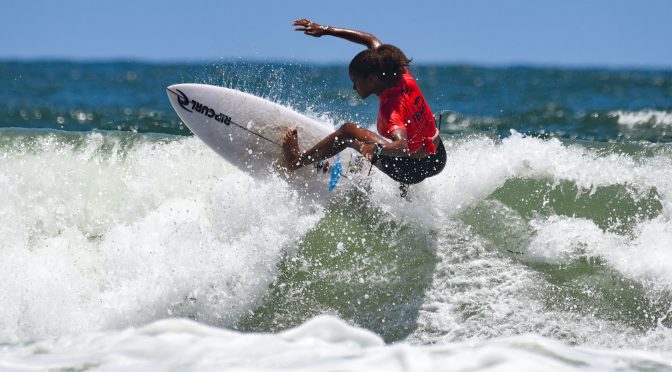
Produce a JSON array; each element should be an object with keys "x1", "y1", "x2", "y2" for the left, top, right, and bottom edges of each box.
[{"x1": 282, "y1": 123, "x2": 384, "y2": 171}]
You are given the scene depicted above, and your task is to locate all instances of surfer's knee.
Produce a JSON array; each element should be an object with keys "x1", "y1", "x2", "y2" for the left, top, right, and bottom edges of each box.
[
  {"x1": 341, "y1": 122, "x2": 360, "y2": 131},
  {"x1": 338, "y1": 122, "x2": 361, "y2": 136}
]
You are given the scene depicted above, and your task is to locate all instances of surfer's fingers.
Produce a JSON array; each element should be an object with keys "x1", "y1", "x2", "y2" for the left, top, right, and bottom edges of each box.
[
  {"x1": 293, "y1": 19, "x2": 312, "y2": 26},
  {"x1": 295, "y1": 27, "x2": 320, "y2": 37},
  {"x1": 294, "y1": 26, "x2": 317, "y2": 34},
  {"x1": 293, "y1": 19, "x2": 323, "y2": 34}
]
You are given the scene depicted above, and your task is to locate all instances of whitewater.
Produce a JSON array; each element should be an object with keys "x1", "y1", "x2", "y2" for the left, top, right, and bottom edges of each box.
[
  {"x1": 1, "y1": 127, "x2": 671, "y2": 371},
  {"x1": 1, "y1": 61, "x2": 672, "y2": 370}
]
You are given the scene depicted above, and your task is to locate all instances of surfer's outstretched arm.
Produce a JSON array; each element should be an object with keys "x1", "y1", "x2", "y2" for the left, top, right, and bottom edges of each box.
[{"x1": 293, "y1": 19, "x2": 382, "y2": 50}]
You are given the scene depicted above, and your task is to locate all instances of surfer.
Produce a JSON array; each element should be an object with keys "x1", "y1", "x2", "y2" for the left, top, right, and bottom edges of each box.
[{"x1": 282, "y1": 19, "x2": 446, "y2": 187}]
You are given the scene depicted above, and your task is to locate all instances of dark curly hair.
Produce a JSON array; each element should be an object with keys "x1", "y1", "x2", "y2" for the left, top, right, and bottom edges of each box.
[{"x1": 348, "y1": 44, "x2": 411, "y2": 84}]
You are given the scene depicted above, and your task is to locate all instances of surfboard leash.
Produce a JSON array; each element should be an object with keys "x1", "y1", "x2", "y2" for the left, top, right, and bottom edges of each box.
[{"x1": 228, "y1": 121, "x2": 282, "y2": 147}]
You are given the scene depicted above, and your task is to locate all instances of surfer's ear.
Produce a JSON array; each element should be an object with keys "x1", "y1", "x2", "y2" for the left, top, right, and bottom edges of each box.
[{"x1": 366, "y1": 73, "x2": 385, "y2": 90}]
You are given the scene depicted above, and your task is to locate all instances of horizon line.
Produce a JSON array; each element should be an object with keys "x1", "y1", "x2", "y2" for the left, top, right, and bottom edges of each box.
[{"x1": 1, "y1": 56, "x2": 671, "y2": 72}]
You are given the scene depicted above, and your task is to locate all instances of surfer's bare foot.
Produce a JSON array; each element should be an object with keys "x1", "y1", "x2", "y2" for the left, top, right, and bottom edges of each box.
[{"x1": 282, "y1": 128, "x2": 301, "y2": 171}]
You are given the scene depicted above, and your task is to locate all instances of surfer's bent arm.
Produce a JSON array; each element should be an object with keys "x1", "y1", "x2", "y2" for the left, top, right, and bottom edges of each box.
[
  {"x1": 360, "y1": 129, "x2": 410, "y2": 160},
  {"x1": 293, "y1": 19, "x2": 382, "y2": 49}
]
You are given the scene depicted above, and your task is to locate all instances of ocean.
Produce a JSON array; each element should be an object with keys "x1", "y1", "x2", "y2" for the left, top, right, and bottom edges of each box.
[{"x1": 1, "y1": 60, "x2": 671, "y2": 371}]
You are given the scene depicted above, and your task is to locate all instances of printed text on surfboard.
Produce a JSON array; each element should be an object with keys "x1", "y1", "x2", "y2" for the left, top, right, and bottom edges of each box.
[{"x1": 175, "y1": 89, "x2": 232, "y2": 125}]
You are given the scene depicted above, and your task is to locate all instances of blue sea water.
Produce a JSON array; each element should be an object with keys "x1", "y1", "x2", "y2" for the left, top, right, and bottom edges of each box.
[{"x1": 1, "y1": 60, "x2": 672, "y2": 371}]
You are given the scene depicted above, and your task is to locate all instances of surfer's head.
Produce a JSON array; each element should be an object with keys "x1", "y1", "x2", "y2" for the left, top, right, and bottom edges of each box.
[{"x1": 348, "y1": 44, "x2": 411, "y2": 97}]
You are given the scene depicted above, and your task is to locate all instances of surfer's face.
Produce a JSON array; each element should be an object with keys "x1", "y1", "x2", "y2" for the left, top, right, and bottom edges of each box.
[{"x1": 349, "y1": 73, "x2": 380, "y2": 99}]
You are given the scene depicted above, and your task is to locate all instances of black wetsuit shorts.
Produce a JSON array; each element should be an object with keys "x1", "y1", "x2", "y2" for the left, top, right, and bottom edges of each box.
[{"x1": 378, "y1": 140, "x2": 446, "y2": 185}]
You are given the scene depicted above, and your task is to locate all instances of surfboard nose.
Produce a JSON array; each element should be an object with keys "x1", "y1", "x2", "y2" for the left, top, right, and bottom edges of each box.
[
  {"x1": 166, "y1": 84, "x2": 181, "y2": 96},
  {"x1": 166, "y1": 85, "x2": 190, "y2": 104}
]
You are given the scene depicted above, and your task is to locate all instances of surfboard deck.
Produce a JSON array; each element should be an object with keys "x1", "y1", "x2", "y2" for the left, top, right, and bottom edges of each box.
[{"x1": 166, "y1": 83, "x2": 367, "y2": 199}]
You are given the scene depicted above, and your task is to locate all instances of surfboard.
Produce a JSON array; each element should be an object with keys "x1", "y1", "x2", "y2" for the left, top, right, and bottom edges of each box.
[{"x1": 166, "y1": 84, "x2": 366, "y2": 199}]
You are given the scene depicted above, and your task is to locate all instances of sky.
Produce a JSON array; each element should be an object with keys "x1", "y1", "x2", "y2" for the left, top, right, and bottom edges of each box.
[{"x1": 2, "y1": 0, "x2": 671, "y2": 68}]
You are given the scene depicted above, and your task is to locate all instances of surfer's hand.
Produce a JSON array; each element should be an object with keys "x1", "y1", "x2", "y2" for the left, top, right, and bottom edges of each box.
[
  {"x1": 360, "y1": 142, "x2": 376, "y2": 162},
  {"x1": 293, "y1": 19, "x2": 327, "y2": 37}
]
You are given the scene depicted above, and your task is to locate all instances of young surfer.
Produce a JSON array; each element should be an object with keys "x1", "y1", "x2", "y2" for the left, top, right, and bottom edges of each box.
[{"x1": 282, "y1": 19, "x2": 446, "y2": 187}]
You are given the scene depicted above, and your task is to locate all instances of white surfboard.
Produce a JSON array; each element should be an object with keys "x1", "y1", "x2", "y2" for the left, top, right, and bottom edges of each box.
[{"x1": 166, "y1": 84, "x2": 365, "y2": 199}]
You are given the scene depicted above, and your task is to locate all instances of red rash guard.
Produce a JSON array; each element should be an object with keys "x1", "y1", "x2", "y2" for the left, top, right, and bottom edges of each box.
[{"x1": 377, "y1": 69, "x2": 438, "y2": 154}]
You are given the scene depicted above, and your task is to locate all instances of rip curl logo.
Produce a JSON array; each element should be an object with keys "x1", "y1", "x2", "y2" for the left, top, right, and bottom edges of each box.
[
  {"x1": 175, "y1": 89, "x2": 193, "y2": 112},
  {"x1": 173, "y1": 88, "x2": 231, "y2": 125}
]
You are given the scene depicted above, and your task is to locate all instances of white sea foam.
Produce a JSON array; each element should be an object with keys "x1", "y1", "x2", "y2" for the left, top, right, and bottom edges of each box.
[
  {"x1": 2, "y1": 129, "x2": 672, "y2": 368},
  {"x1": 610, "y1": 110, "x2": 672, "y2": 128},
  {"x1": 524, "y1": 216, "x2": 623, "y2": 265},
  {"x1": 0, "y1": 133, "x2": 323, "y2": 342},
  {"x1": 425, "y1": 131, "x2": 663, "y2": 217},
  {"x1": 412, "y1": 131, "x2": 672, "y2": 349},
  {"x1": 1, "y1": 315, "x2": 670, "y2": 372}
]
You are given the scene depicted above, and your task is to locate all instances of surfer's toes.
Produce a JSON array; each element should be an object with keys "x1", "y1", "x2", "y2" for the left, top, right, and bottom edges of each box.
[
  {"x1": 281, "y1": 128, "x2": 300, "y2": 170},
  {"x1": 283, "y1": 128, "x2": 298, "y2": 146}
]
